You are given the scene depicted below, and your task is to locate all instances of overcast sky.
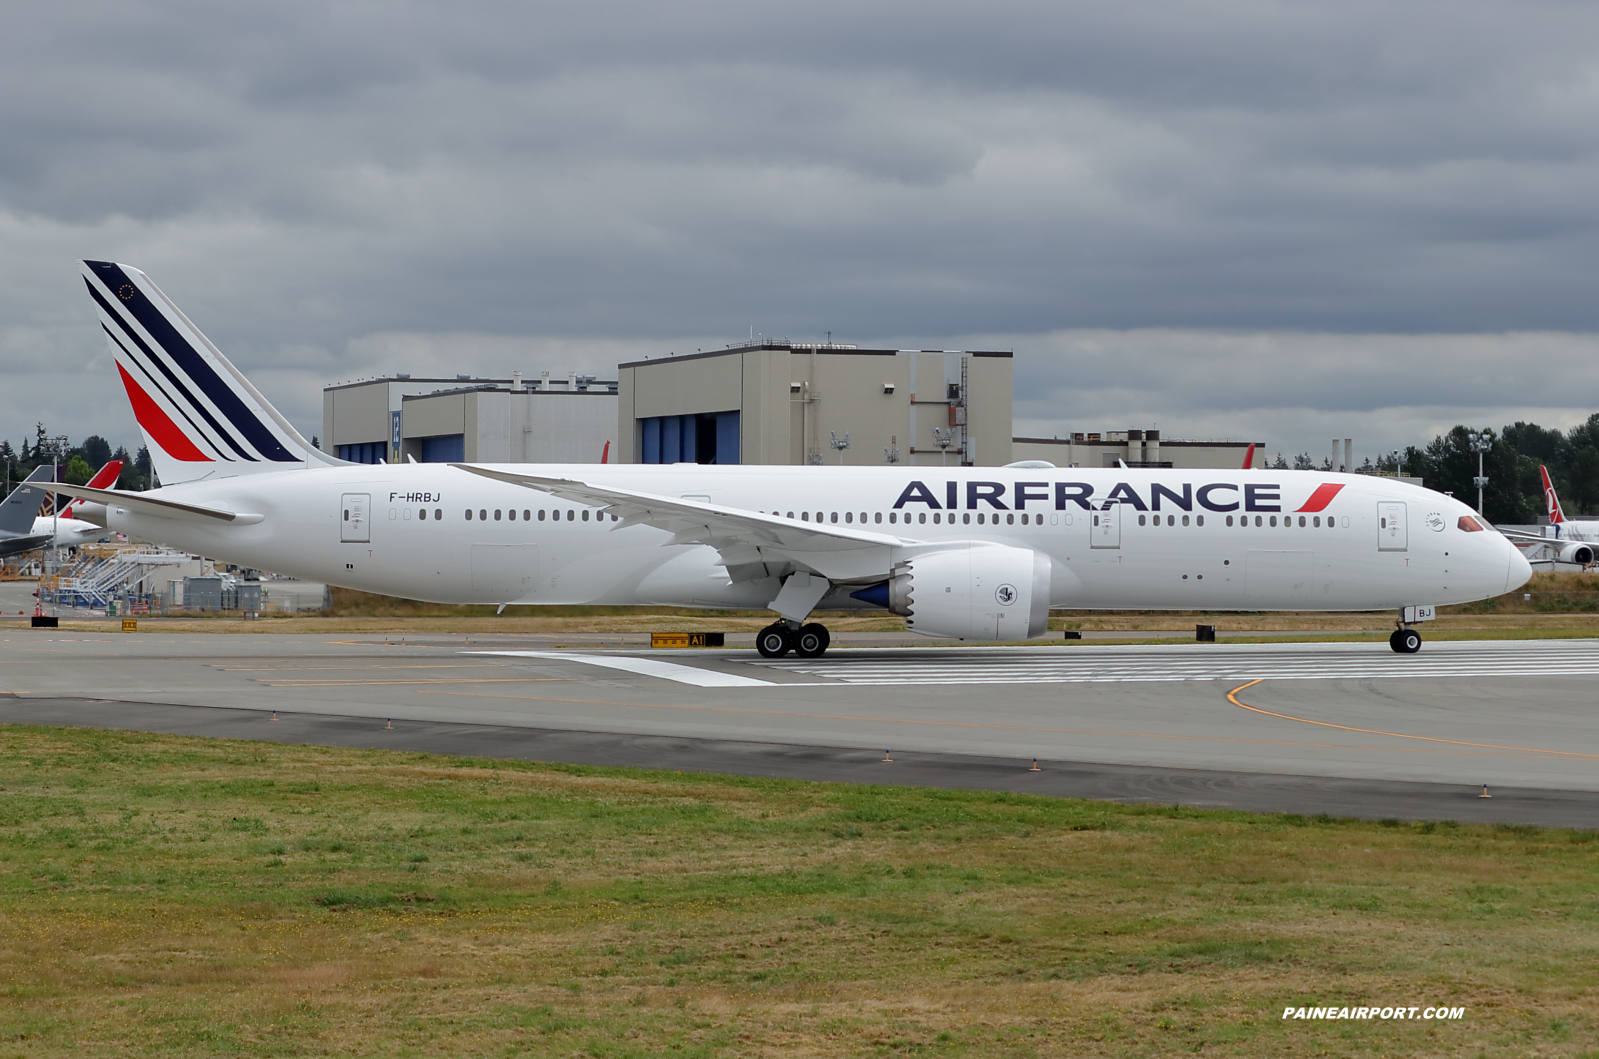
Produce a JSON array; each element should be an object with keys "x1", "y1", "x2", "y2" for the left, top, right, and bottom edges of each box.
[{"x1": 3, "y1": 0, "x2": 1598, "y2": 464}]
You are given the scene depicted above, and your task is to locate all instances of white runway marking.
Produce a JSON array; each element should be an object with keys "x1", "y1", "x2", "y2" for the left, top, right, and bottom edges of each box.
[
  {"x1": 752, "y1": 640, "x2": 1599, "y2": 685},
  {"x1": 475, "y1": 650, "x2": 774, "y2": 687}
]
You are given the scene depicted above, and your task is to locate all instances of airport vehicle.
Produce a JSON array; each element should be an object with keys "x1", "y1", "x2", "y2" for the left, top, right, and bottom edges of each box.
[{"x1": 55, "y1": 261, "x2": 1531, "y2": 655}]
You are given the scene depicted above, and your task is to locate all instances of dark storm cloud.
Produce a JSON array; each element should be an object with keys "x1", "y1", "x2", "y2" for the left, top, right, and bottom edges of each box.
[{"x1": 2, "y1": 0, "x2": 1598, "y2": 455}]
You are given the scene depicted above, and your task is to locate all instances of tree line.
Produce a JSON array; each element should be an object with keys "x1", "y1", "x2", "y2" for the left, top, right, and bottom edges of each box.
[{"x1": 0, "y1": 423, "x2": 154, "y2": 498}]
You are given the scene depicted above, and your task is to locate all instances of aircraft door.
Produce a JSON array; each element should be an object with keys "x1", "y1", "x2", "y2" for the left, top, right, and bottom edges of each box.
[
  {"x1": 341, "y1": 493, "x2": 370, "y2": 543},
  {"x1": 1090, "y1": 504, "x2": 1120, "y2": 549},
  {"x1": 1377, "y1": 501, "x2": 1407, "y2": 551}
]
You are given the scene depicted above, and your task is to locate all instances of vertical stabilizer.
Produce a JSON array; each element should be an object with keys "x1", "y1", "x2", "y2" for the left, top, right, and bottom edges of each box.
[
  {"x1": 1541, "y1": 465, "x2": 1566, "y2": 525},
  {"x1": 81, "y1": 261, "x2": 344, "y2": 485}
]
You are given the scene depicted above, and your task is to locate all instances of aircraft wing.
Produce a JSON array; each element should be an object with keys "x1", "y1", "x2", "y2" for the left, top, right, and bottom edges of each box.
[
  {"x1": 0, "y1": 533, "x2": 53, "y2": 559},
  {"x1": 34, "y1": 483, "x2": 263, "y2": 525},
  {"x1": 454, "y1": 465, "x2": 914, "y2": 582}
]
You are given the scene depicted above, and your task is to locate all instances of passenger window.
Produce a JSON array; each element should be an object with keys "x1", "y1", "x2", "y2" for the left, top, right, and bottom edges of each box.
[
  {"x1": 889, "y1": 512, "x2": 897, "y2": 523},
  {"x1": 845, "y1": 512, "x2": 853, "y2": 523},
  {"x1": 1007, "y1": 513, "x2": 1014, "y2": 525},
  {"x1": 1139, "y1": 514, "x2": 1147, "y2": 526},
  {"x1": 1167, "y1": 515, "x2": 1175, "y2": 526},
  {"x1": 538, "y1": 509, "x2": 546, "y2": 521},
  {"x1": 875, "y1": 512, "x2": 882, "y2": 524},
  {"x1": 1196, "y1": 515, "x2": 1204, "y2": 526},
  {"x1": 1269, "y1": 516, "x2": 1278, "y2": 527},
  {"x1": 1255, "y1": 515, "x2": 1263, "y2": 527},
  {"x1": 831, "y1": 512, "x2": 838, "y2": 523},
  {"x1": 860, "y1": 512, "x2": 867, "y2": 523},
  {"x1": 480, "y1": 509, "x2": 488, "y2": 520},
  {"x1": 802, "y1": 511, "x2": 809, "y2": 521},
  {"x1": 418, "y1": 508, "x2": 427, "y2": 520},
  {"x1": 1226, "y1": 515, "x2": 1233, "y2": 526},
  {"x1": 507, "y1": 509, "x2": 516, "y2": 520},
  {"x1": 524, "y1": 510, "x2": 531, "y2": 520},
  {"x1": 1313, "y1": 515, "x2": 1321, "y2": 527},
  {"x1": 567, "y1": 510, "x2": 575, "y2": 521},
  {"x1": 786, "y1": 511, "x2": 794, "y2": 519},
  {"x1": 464, "y1": 509, "x2": 473, "y2": 520},
  {"x1": 964, "y1": 513, "x2": 971, "y2": 524},
  {"x1": 933, "y1": 513, "x2": 941, "y2": 524},
  {"x1": 976, "y1": 513, "x2": 983, "y2": 525},
  {"x1": 494, "y1": 509, "x2": 502, "y2": 521},
  {"x1": 582, "y1": 510, "x2": 590, "y2": 521},
  {"x1": 1298, "y1": 515, "x2": 1306, "y2": 527},
  {"x1": 1182, "y1": 515, "x2": 1190, "y2": 526},
  {"x1": 919, "y1": 513, "x2": 927, "y2": 524}
]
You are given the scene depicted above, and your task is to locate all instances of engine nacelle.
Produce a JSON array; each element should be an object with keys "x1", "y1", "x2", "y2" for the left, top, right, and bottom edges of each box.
[
  {"x1": 884, "y1": 543, "x2": 1050, "y2": 641},
  {"x1": 1557, "y1": 541, "x2": 1595, "y2": 565}
]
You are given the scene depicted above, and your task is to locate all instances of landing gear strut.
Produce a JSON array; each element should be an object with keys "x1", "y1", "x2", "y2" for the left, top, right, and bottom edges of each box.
[
  {"x1": 755, "y1": 621, "x2": 831, "y2": 658},
  {"x1": 1389, "y1": 626, "x2": 1422, "y2": 654}
]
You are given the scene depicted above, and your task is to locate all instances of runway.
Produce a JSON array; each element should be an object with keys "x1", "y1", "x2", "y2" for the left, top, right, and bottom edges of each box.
[{"x1": 2, "y1": 630, "x2": 1596, "y2": 826}]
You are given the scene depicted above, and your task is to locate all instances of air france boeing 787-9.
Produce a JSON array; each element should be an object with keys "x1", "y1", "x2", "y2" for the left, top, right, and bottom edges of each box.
[{"x1": 53, "y1": 261, "x2": 1531, "y2": 656}]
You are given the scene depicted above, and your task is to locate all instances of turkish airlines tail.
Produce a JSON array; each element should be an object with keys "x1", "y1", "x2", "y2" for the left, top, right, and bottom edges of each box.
[
  {"x1": 1541, "y1": 465, "x2": 1567, "y2": 525},
  {"x1": 1241, "y1": 443, "x2": 1255, "y2": 470},
  {"x1": 60, "y1": 460, "x2": 123, "y2": 520},
  {"x1": 81, "y1": 261, "x2": 343, "y2": 486}
]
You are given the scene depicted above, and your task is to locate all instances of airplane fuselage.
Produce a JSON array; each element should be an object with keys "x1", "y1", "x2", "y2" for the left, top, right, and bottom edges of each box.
[{"x1": 96, "y1": 464, "x2": 1527, "y2": 615}]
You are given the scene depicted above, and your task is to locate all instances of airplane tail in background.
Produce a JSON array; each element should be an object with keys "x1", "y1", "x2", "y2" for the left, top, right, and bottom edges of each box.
[
  {"x1": 1241, "y1": 443, "x2": 1256, "y2": 470},
  {"x1": 81, "y1": 261, "x2": 344, "y2": 486},
  {"x1": 60, "y1": 460, "x2": 123, "y2": 519},
  {"x1": 0, "y1": 467, "x2": 55, "y2": 535},
  {"x1": 1541, "y1": 465, "x2": 1567, "y2": 525}
]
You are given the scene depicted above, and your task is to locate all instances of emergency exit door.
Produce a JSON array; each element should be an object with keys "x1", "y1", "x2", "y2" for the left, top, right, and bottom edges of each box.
[
  {"x1": 341, "y1": 493, "x2": 370, "y2": 543},
  {"x1": 1090, "y1": 504, "x2": 1121, "y2": 548},
  {"x1": 1377, "y1": 501, "x2": 1406, "y2": 551}
]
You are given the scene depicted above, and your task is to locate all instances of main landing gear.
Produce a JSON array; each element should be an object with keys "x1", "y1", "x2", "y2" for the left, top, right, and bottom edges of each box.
[
  {"x1": 756, "y1": 621, "x2": 831, "y2": 658},
  {"x1": 1389, "y1": 626, "x2": 1422, "y2": 654}
]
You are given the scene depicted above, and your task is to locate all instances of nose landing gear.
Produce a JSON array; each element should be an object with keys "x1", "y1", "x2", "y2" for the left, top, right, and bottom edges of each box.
[
  {"x1": 755, "y1": 621, "x2": 832, "y2": 658},
  {"x1": 1389, "y1": 626, "x2": 1422, "y2": 654}
]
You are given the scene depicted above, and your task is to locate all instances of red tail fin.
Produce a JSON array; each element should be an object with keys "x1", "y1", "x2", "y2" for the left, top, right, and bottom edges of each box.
[
  {"x1": 1541, "y1": 465, "x2": 1566, "y2": 524},
  {"x1": 1241, "y1": 443, "x2": 1256, "y2": 470},
  {"x1": 61, "y1": 460, "x2": 124, "y2": 519},
  {"x1": 601, "y1": 440, "x2": 610, "y2": 464}
]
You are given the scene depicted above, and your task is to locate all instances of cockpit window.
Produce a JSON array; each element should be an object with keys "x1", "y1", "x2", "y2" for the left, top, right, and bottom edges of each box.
[{"x1": 1458, "y1": 515, "x2": 1485, "y2": 532}]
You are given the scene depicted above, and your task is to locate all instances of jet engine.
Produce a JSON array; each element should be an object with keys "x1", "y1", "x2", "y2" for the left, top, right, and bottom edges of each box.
[
  {"x1": 853, "y1": 543, "x2": 1051, "y2": 641},
  {"x1": 1556, "y1": 540, "x2": 1596, "y2": 566}
]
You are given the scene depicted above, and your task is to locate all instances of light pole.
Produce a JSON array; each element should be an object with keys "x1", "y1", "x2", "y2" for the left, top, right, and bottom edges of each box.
[
  {"x1": 884, "y1": 435, "x2": 900, "y2": 464},
  {"x1": 931, "y1": 427, "x2": 953, "y2": 467},
  {"x1": 1389, "y1": 449, "x2": 1403, "y2": 480},
  {"x1": 828, "y1": 431, "x2": 850, "y2": 466},
  {"x1": 1467, "y1": 431, "x2": 1491, "y2": 515}
]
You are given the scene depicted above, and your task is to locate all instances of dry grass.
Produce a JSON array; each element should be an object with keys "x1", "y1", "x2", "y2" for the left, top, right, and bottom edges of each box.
[{"x1": 0, "y1": 727, "x2": 1595, "y2": 1056}]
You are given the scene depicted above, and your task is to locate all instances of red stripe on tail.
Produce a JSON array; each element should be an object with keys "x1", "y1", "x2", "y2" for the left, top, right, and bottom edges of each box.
[
  {"x1": 116, "y1": 363, "x2": 212, "y2": 463},
  {"x1": 1295, "y1": 483, "x2": 1345, "y2": 512}
]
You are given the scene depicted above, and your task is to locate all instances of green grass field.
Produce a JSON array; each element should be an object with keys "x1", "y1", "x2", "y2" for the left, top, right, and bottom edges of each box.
[{"x1": 1, "y1": 725, "x2": 1597, "y2": 1057}]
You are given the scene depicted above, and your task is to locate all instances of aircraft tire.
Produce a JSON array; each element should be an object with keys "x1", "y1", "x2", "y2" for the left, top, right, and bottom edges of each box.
[
  {"x1": 1388, "y1": 630, "x2": 1404, "y2": 653},
  {"x1": 756, "y1": 624, "x2": 793, "y2": 658},
  {"x1": 1398, "y1": 628, "x2": 1423, "y2": 653},
  {"x1": 795, "y1": 623, "x2": 830, "y2": 658}
]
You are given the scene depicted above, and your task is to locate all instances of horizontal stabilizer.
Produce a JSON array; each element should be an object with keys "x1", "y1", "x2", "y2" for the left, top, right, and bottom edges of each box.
[{"x1": 38, "y1": 483, "x2": 262, "y2": 525}]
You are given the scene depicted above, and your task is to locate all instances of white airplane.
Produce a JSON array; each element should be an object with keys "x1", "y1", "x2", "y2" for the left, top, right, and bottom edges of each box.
[
  {"x1": 1498, "y1": 466, "x2": 1597, "y2": 567},
  {"x1": 0, "y1": 460, "x2": 122, "y2": 556},
  {"x1": 55, "y1": 260, "x2": 1530, "y2": 656}
]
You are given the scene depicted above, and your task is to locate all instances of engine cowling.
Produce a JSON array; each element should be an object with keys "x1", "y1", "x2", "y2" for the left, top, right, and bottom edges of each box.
[
  {"x1": 1557, "y1": 541, "x2": 1596, "y2": 565},
  {"x1": 883, "y1": 543, "x2": 1051, "y2": 641}
]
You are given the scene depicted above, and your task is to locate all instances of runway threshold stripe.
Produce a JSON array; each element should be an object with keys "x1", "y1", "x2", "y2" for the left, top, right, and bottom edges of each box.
[
  {"x1": 474, "y1": 650, "x2": 773, "y2": 688},
  {"x1": 1225, "y1": 679, "x2": 1599, "y2": 761}
]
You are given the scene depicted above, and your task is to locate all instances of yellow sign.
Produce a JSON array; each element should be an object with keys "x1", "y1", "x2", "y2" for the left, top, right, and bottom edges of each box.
[
  {"x1": 650, "y1": 632, "x2": 724, "y2": 648},
  {"x1": 122, "y1": 619, "x2": 138, "y2": 632}
]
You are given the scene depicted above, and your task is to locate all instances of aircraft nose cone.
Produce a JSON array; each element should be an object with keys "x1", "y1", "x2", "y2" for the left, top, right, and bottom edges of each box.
[{"x1": 1505, "y1": 539, "x2": 1533, "y2": 593}]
